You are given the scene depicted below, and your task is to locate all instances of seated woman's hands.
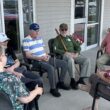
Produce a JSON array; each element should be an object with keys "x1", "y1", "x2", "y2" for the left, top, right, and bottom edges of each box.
[
  {"x1": 5, "y1": 67, "x2": 24, "y2": 78},
  {"x1": 5, "y1": 66, "x2": 15, "y2": 73},
  {"x1": 13, "y1": 71, "x2": 24, "y2": 78}
]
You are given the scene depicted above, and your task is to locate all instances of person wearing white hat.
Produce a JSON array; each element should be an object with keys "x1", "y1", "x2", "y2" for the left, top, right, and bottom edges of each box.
[
  {"x1": 0, "y1": 33, "x2": 43, "y2": 110},
  {"x1": 0, "y1": 33, "x2": 10, "y2": 42}
]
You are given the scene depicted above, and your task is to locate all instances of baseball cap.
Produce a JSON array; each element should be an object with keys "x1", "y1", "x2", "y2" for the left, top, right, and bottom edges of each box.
[
  {"x1": 29, "y1": 23, "x2": 40, "y2": 31},
  {"x1": 59, "y1": 23, "x2": 68, "y2": 30},
  {"x1": 0, "y1": 33, "x2": 10, "y2": 42}
]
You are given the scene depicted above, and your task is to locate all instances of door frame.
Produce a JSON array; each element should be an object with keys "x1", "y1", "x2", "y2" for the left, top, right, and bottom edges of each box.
[
  {"x1": 1, "y1": 0, "x2": 36, "y2": 51},
  {"x1": 70, "y1": 0, "x2": 102, "y2": 51}
]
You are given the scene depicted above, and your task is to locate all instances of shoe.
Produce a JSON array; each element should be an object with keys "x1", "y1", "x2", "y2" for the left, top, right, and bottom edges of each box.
[
  {"x1": 57, "y1": 82, "x2": 70, "y2": 90},
  {"x1": 70, "y1": 78, "x2": 78, "y2": 90},
  {"x1": 77, "y1": 77, "x2": 86, "y2": 85},
  {"x1": 50, "y1": 89, "x2": 61, "y2": 97}
]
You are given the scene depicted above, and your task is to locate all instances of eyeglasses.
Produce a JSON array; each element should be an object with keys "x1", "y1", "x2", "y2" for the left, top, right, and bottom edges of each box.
[
  {"x1": 61, "y1": 29, "x2": 68, "y2": 32},
  {"x1": 35, "y1": 30, "x2": 39, "y2": 32},
  {"x1": 32, "y1": 30, "x2": 39, "y2": 32}
]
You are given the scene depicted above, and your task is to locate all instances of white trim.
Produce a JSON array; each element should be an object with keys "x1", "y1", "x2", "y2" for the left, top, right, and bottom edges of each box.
[
  {"x1": 86, "y1": 44, "x2": 98, "y2": 50},
  {"x1": 87, "y1": 23, "x2": 99, "y2": 26},
  {"x1": 84, "y1": 0, "x2": 88, "y2": 50},
  {"x1": 74, "y1": 18, "x2": 87, "y2": 24},
  {"x1": 1, "y1": 0, "x2": 5, "y2": 33},
  {"x1": 33, "y1": 0, "x2": 37, "y2": 22},
  {"x1": 18, "y1": 0, "x2": 24, "y2": 44},
  {"x1": 70, "y1": 0, "x2": 74, "y2": 34},
  {"x1": 99, "y1": 0, "x2": 104, "y2": 46}
]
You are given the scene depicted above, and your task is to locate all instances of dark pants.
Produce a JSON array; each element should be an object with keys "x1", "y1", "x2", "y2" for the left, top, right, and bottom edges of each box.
[
  {"x1": 32, "y1": 57, "x2": 68, "y2": 89},
  {"x1": 15, "y1": 67, "x2": 43, "y2": 87},
  {"x1": 15, "y1": 67, "x2": 43, "y2": 110}
]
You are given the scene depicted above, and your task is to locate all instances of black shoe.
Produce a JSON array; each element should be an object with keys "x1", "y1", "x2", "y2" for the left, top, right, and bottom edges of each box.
[
  {"x1": 77, "y1": 77, "x2": 86, "y2": 85},
  {"x1": 70, "y1": 78, "x2": 78, "y2": 90},
  {"x1": 50, "y1": 89, "x2": 61, "y2": 97},
  {"x1": 57, "y1": 82, "x2": 70, "y2": 90}
]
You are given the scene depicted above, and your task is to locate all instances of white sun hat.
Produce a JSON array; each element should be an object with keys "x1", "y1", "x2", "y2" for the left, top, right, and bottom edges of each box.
[{"x1": 0, "y1": 33, "x2": 10, "y2": 42}]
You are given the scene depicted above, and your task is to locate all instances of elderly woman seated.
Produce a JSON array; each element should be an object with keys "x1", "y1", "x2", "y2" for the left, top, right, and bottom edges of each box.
[{"x1": 0, "y1": 45, "x2": 43, "y2": 110}]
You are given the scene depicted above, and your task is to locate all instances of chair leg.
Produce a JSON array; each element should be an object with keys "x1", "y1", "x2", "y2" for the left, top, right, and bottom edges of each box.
[
  {"x1": 34, "y1": 95, "x2": 40, "y2": 110},
  {"x1": 34, "y1": 100, "x2": 39, "y2": 110},
  {"x1": 92, "y1": 95, "x2": 97, "y2": 110},
  {"x1": 95, "y1": 65, "x2": 97, "y2": 73},
  {"x1": 57, "y1": 68, "x2": 60, "y2": 81},
  {"x1": 24, "y1": 104, "x2": 29, "y2": 110}
]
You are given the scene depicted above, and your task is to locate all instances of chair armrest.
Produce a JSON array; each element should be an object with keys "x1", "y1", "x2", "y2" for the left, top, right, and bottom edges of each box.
[
  {"x1": 48, "y1": 53, "x2": 56, "y2": 57},
  {"x1": 97, "y1": 79, "x2": 110, "y2": 87},
  {"x1": 20, "y1": 62, "x2": 32, "y2": 70},
  {"x1": 95, "y1": 79, "x2": 110, "y2": 95},
  {"x1": 96, "y1": 49, "x2": 103, "y2": 59}
]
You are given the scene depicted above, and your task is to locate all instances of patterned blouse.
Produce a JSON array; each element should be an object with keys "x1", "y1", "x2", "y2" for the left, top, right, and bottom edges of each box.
[{"x1": 0, "y1": 72, "x2": 29, "y2": 110}]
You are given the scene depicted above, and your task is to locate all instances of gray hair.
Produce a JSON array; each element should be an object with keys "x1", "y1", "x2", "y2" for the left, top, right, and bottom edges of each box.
[{"x1": 0, "y1": 46, "x2": 5, "y2": 55}]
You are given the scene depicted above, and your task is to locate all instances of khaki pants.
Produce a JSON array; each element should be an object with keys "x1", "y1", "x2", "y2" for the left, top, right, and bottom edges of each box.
[{"x1": 63, "y1": 54, "x2": 91, "y2": 79}]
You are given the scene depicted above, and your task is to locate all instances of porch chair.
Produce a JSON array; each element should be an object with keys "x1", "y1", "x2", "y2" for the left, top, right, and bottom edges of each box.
[
  {"x1": 0, "y1": 90, "x2": 12, "y2": 110},
  {"x1": 95, "y1": 49, "x2": 110, "y2": 73},
  {"x1": 92, "y1": 79, "x2": 110, "y2": 110},
  {"x1": 48, "y1": 38, "x2": 61, "y2": 81},
  {"x1": 21, "y1": 47, "x2": 46, "y2": 77},
  {"x1": 0, "y1": 90, "x2": 30, "y2": 110}
]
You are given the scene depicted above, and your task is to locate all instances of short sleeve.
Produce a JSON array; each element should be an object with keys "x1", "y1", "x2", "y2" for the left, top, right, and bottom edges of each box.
[
  {"x1": 13, "y1": 76, "x2": 29, "y2": 98},
  {"x1": 22, "y1": 39, "x2": 30, "y2": 52}
]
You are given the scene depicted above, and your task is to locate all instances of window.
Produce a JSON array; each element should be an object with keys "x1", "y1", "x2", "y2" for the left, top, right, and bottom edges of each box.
[
  {"x1": 87, "y1": 25, "x2": 98, "y2": 46},
  {"x1": 23, "y1": 0, "x2": 33, "y2": 37},
  {"x1": 88, "y1": 0, "x2": 99, "y2": 23},
  {"x1": 74, "y1": 23, "x2": 85, "y2": 41},
  {"x1": 75, "y1": 0, "x2": 85, "y2": 19},
  {"x1": 3, "y1": 0, "x2": 20, "y2": 51}
]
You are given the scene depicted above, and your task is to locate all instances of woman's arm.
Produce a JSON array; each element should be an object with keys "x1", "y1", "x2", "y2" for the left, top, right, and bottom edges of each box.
[
  {"x1": 18, "y1": 86, "x2": 43, "y2": 104},
  {"x1": 5, "y1": 59, "x2": 20, "y2": 73},
  {"x1": 10, "y1": 59, "x2": 20, "y2": 69}
]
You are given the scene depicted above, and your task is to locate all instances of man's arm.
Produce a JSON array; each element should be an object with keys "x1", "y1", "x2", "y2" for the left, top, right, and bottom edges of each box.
[
  {"x1": 24, "y1": 51, "x2": 45, "y2": 61},
  {"x1": 71, "y1": 37, "x2": 81, "y2": 53},
  {"x1": 53, "y1": 37, "x2": 66, "y2": 55}
]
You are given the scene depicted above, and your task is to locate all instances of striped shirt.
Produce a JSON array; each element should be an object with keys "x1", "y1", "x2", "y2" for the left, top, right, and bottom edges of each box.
[{"x1": 23, "y1": 35, "x2": 46, "y2": 57}]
